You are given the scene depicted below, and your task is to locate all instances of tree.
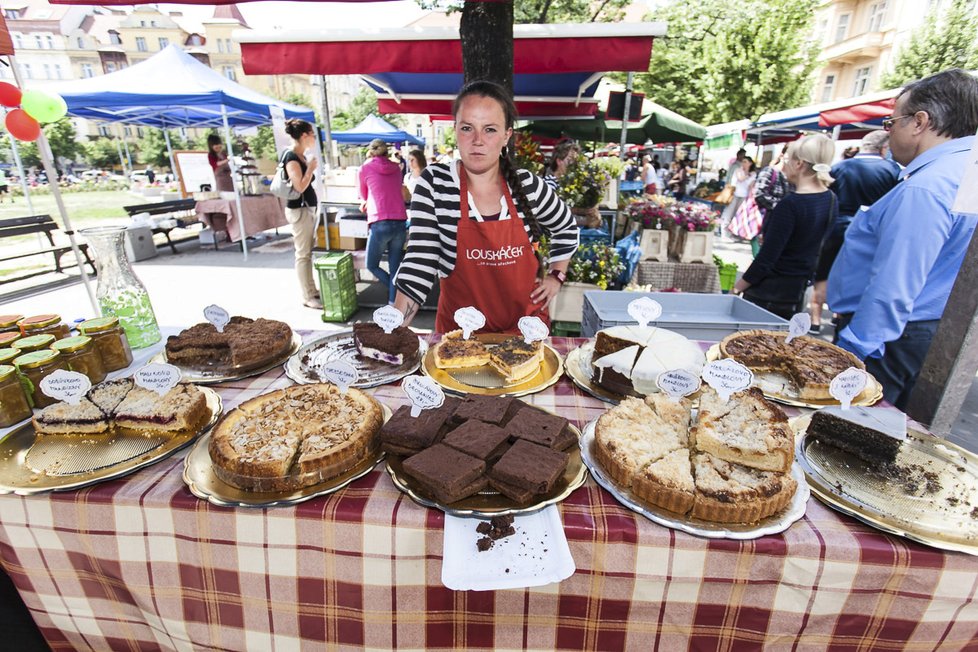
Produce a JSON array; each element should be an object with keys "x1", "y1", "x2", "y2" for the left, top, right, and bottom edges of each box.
[
  {"x1": 634, "y1": 0, "x2": 819, "y2": 125},
  {"x1": 84, "y1": 138, "x2": 124, "y2": 169},
  {"x1": 248, "y1": 125, "x2": 277, "y2": 161},
  {"x1": 44, "y1": 118, "x2": 83, "y2": 162},
  {"x1": 513, "y1": 0, "x2": 630, "y2": 23},
  {"x1": 460, "y1": 0, "x2": 513, "y2": 91},
  {"x1": 880, "y1": 0, "x2": 978, "y2": 89},
  {"x1": 138, "y1": 128, "x2": 187, "y2": 168},
  {"x1": 331, "y1": 85, "x2": 406, "y2": 131}
]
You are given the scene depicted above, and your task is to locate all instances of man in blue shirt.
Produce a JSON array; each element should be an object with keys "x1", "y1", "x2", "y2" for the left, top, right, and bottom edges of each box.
[{"x1": 827, "y1": 68, "x2": 978, "y2": 409}]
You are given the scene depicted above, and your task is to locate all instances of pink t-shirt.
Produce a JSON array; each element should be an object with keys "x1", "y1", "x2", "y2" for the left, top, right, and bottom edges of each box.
[{"x1": 359, "y1": 156, "x2": 408, "y2": 223}]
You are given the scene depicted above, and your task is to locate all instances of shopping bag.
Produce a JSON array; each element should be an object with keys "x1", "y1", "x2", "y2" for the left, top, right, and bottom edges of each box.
[
  {"x1": 269, "y1": 150, "x2": 300, "y2": 201},
  {"x1": 728, "y1": 193, "x2": 763, "y2": 240}
]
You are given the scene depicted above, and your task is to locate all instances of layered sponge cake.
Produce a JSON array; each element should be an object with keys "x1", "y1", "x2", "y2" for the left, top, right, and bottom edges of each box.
[{"x1": 591, "y1": 326, "x2": 705, "y2": 397}]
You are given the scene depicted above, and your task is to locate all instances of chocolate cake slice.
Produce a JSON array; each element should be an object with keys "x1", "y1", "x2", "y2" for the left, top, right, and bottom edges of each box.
[
  {"x1": 489, "y1": 476, "x2": 537, "y2": 505},
  {"x1": 401, "y1": 443, "x2": 487, "y2": 504},
  {"x1": 808, "y1": 406, "x2": 906, "y2": 467},
  {"x1": 442, "y1": 420, "x2": 511, "y2": 461},
  {"x1": 452, "y1": 395, "x2": 520, "y2": 426},
  {"x1": 379, "y1": 396, "x2": 460, "y2": 456},
  {"x1": 488, "y1": 439, "x2": 569, "y2": 495},
  {"x1": 505, "y1": 405, "x2": 575, "y2": 450},
  {"x1": 352, "y1": 322, "x2": 420, "y2": 366}
]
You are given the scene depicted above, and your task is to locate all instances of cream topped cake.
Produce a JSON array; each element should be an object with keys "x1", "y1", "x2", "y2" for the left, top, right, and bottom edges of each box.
[{"x1": 591, "y1": 326, "x2": 705, "y2": 396}]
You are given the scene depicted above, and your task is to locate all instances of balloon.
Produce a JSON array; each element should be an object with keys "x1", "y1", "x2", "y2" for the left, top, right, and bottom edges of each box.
[
  {"x1": 0, "y1": 82, "x2": 21, "y2": 108},
  {"x1": 20, "y1": 89, "x2": 68, "y2": 123},
  {"x1": 6, "y1": 109, "x2": 41, "y2": 141}
]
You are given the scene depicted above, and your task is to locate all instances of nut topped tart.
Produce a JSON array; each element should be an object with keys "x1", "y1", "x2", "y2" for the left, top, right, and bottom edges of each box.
[
  {"x1": 165, "y1": 316, "x2": 293, "y2": 371},
  {"x1": 433, "y1": 330, "x2": 491, "y2": 369},
  {"x1": 208, "y1": 383, "x2": 383, "y2": 492},
  {"x1": 719, "y1": 330, "x2": 864, "y2": 400}
]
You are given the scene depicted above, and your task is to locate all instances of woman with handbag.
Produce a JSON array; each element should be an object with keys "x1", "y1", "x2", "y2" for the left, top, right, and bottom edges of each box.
[
  {"x1": 282, "y1": 119, "x2": 322, "y2": 310},
  {"x1": 720, "y1": 157, "x2": 756, "y2": 237},
  {"x1": 733, "y1": 135, "x2": 837, "y2": 320}
]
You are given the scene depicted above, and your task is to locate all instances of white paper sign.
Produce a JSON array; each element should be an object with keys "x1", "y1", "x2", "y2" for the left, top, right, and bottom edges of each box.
[
  {"x1": 656, "y1": 369, "x2": 700, "y2": 401},
  {"x1": 39, "y1": 369, "x2": 91, "y2": 405},
  {"x1": 702, "y1": 359, "x2": 754, "y2": 402},
  {"x1": 402, "y1": 375, "x2": 445, "y2": 418},
  {"x1": 518, "y1": 316, "x2": 549, "y2": 344},
  {"x1": 627, "y1": 297, "x2": 663, "y2": 328},
  {"x1": 454, "y1": 306, "x2": 486, "y2": 340},
  {"x1": 830, "y1": 367, "x2": 867, "y2": 410},
  {"x1": 321, "y1": 359, "x2": 358, "y2": 394},
  {"x1": 134, "y1": 363, "x2": 182, "y2": 396},
  {"x1": 373, "y1": 305, "x2": 404, "y2": 334},
  {"x1": 785, "y1": 313, "x2": 811, "y2": 344},
  {"x1": 204, "y1": 304, "x2": 230, "y2": 333},
  {"x1": 951, "y1": 136, "x2": 978, "y2": 216}
]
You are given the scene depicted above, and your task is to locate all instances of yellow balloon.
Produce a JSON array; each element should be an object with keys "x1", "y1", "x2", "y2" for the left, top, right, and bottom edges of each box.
[{"x1": 21, "y1": 89, "x2": 68, "y2": 123}]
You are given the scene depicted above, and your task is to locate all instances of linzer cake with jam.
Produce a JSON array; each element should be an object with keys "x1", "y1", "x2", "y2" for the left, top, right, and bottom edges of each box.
[
  {"x1": 165, "y1": 316, "x2": 292, "y2": 371},
  {"x1": 352, "y1": 322, "x2": 420, "y2": 366}
]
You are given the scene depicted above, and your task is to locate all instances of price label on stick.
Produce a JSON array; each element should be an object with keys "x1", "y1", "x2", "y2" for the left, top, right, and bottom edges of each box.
[
  {"x1": 40, "y1": 369, "x2": 91, "y2": 405},
  {"x1": 454, "y1": 306, "x2": 486, "y2": 340},
  {"x1": 702, "y1": 359, "x2": 753, "y2": 402},
  {"x1": 203, "y1": 304, "x2": 230, "y2": 333},
  {"x1": 321, "y1": 360, "x2": 358, "y2": 394},
  {"x1": 373, "y1": 305, "x2": 404, "y2": 334},
  {"x1": 518, "y1": 316, "x2": 549, "y2": 344},
  {"x1": 134, "y1": 363, "x2": 181, "y2": 396},
  {"x1": 628, "y1": 297, "x2": 662, "y2": 329},
  {"x1": 830, "y1": 367, "x2": 867, "y2": 410},
  {"x1": 785, "y1": 313, "x2": 811, "y2": 345},
  {"x1": 656, "y1": 369, "x2": 700, "y2": 401},
  {"x1": 402, "y1": 376, "x2": 445, "y2": 418}
]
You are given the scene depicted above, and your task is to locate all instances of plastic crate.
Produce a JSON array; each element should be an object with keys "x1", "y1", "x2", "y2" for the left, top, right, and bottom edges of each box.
[
  {"x1": 314, "y1": 253, "x2": 358, "y2": 322},
  {"x1": 550, "y1": 320, "x2": 581, "y2": 337},
  {"x1": 581, "y1": 290, "x2": 788, "y2": 341}
]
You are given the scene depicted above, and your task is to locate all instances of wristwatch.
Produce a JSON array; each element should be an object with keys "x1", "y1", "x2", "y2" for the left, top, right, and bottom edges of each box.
[{"x1": 548, "y1": 269, "x2": 567, "y2": 285}]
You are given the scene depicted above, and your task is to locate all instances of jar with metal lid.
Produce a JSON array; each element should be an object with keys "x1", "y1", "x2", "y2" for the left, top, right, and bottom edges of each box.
[
  {"x1": 12, "y1": 334, "x2": 57, "y2": 354},
  {"x1": 0, "y1": 348, "x2": 20, "y2": 365},
  {"x1": 0, "y1": 365, "x2": 32, "y2": 427},
  {"x1": 0, "y1": 332, "x2": 20, "y2": 348},
  {"x1": 0, "y1": 314, "x2": 23, "y2": 333},
  {"x1": 13, "y1": 350, "x2": 66, "y2": 409},
  {"x1": 78, "y1": 316, "x2": 133, "y2": 372},
  {"x1": 51, "y1": 336, "x2": 106, "y2": 384},
  {"x1": 18, "y1": 314, "x2": 70, "y2": 339}
]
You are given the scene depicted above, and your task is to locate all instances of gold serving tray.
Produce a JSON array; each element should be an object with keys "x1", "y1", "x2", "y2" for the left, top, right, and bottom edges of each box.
[
  {"x1": 564, "y1": 343, "x2": 626, "y2": 404},
  {"x1": 152, "y1": 331, "x2": 302, "y2": 385},
  {"x1": 792, "y1": 413, "x2": 978, "y2": 556},
  {"x1": 706, "y1": 344, "x2": 883, "y2": 408},
  {"x1": 386, "y1": 422, "x2": 588, "y2": 517},
  {"x1": 0, "y1": 387, "x2": 222, "y2": 495},
  {"x1": 421, "y1": 333, "x2": 563, "y2": 397},
  {"x1": 183, "y1": 403, "x2": 391, "y2": 508},
  {"x1": 285, "y1": 329, "x2": 427, "y2": 388}
]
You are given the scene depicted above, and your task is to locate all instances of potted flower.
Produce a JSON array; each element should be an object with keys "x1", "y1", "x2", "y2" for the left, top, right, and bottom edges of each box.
[
  {"x1": 551, "y1": 242, "x2": 626, "y2": 322},
  {"x1": 555, "y1": 154, "x2": 612, "y2": 229},
  {"x1": 626, "y1": 196, "x2": 676, "y2": 262},
  {"x1": 668, "y1": 201, "x2": 719, "y2": 263}
]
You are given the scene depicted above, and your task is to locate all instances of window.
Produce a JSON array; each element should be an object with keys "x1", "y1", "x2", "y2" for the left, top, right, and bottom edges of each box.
[
  {"x1": 33, "y1": 35, "x2": 42, "y2": 49},
  {"x1": 815, "y1": 18, "x2": 828, "y2": 44},
  {"x1": 853, "y1": 66, "x2": 873, "y2": 95},
  {"x1": 139, "y1": 20, "x2": 146, "y2": 27},
  {"x1": 217, "y1": 39, "x2": 224, "y2": 53},
  {"x1": 158, "y1": 37, "x2": 169, "y2": 49},
  {"x1": 4, "y1": 9, "x2": 20, "y2": 19},
  {"x1": 81, "y1": 63, "x2": 94, "y2": 78},
  {"x1": 98, "y1": 125, "x2": 111, "y2": 136},
  {"x1": 19, "y1": 63, "x2": 31, "y2": 79},
  {"x1": 13, "y1": 35, "x2": 21, "y2": 49},
  {"x1": 834, "y1": 13, "x2": 850, "y2": 42},
  {"x1": 867, "y1": 1, "x2": 888, "y2": 31},
  {"x1": 124, "y1": 126, "x2": 132, "y2": 136},
  {"x1": 54, "y1": 64, "x2": 62, "y2": 79},
  {"x1": 821, "y1": 75, "x2": 836, "y2": 102},
  {"x1": 109, "y1": 31, "x2": 121, "y2": 45},
  {"x1": 43, "y1": 64, "x2": 50, "y2": 79},
  {"x1": 137, "y1": 127, "x2": 144, "y2": 138},
  {"x1": 106, "y1": 61, "x2": 117, "y2": 73},
  {"x1": 77, "y1": 36, "x2": 85, "y2": 48},
  {"x1": 135, "y1": 36, "x2": 147, "y2": 52},
  {"x1": 225, "y1": 39, "x2": 233, "y2": 52},
  {"x1": 222, "y1": 66, "x2": 236, "y2": 81}
]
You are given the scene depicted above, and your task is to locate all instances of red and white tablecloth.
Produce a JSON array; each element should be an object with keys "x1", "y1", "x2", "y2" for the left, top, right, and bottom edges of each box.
[
  {"x1": 1, "y1": 335, "x2": 977, "y2": 651},
  {"x1": 195, "y1": 195, "x2": 287, "y2": 242}
]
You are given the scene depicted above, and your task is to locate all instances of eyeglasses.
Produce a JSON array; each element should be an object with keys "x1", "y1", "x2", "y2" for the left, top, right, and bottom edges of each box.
[{"x1": 882, "y1": 114, "x2": 915, "y2": 131}]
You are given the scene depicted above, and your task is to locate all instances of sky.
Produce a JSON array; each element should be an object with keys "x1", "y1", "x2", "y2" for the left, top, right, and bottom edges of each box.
[{"x1": 157, "y1": 0, "x2": 429, "y2": 31}]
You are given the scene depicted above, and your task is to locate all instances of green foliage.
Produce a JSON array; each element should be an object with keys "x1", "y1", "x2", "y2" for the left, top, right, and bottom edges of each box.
[
  {"x1": 248, "y1": 125, "x2": 277, "y2": 161},
  {"x1": 880, "y1": 0, "x2": 978, "y2": 89},
  {"x1": 0, "y1": 134, "x2": 38, "y2": 168},
  {"x1": 635, "y1": 0, "x2": 819, "y2": 124},
  {"x1": 83, "y1": 138, "x2": 124, "y2": 169},
  {"x1": 567, "y1": 242, "x2": 625, "y2": 290},
  {"x1": 441, "y1": 126, "x2": 457, "y2": 149},
  {"x1": 44, "y1": 118, "x2": 83, "y2": 161},
  {"x1": 137, "y1": 128, "x2": 188, "y2": 168},
  {"x1": 331, "y1": 86, "x2": 406, "y2": 131},
  {"x1": 415, "y1": 0, "x2": 628, "y2": 23}
]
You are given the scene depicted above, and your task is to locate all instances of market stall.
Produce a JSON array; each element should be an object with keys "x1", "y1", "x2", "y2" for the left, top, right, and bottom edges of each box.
[{"x1": 194, "y1": 194, "x2": 287, "y2": 244}]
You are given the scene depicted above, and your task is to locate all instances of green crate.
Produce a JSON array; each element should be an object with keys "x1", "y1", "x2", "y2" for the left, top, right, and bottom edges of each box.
[
  {"x1": 718, "y1": 264, "x2": 738, "y2": 293},
  {"x1": 551, "y1": 320, "x2": 581, "y2": 337},
  {"x1": 314, "y1": 253, "x2": 358, "y2": 322}
]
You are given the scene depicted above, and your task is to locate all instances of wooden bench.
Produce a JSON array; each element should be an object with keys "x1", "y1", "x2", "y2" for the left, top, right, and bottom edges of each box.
[
  {"x1": 0, "y1": 215, "x2": 96, "y2": 285},
  {"x1": 122, "y1": 199, "x2": 201, "y2": 255}
]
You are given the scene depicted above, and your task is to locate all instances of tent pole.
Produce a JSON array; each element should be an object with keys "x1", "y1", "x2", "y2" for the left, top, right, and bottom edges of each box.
[
  {"x1": 619, "y1": 72, "x2": 633, "y2": 161},
  {"x1": 831, "y1": 125, "x2": 841, "y2": 141},
  {"x1": 319, "y1": 75, "x2": 335, "y2": 169},
  {"x1": 221, "y1": 105, "x2": 249, "y2": 259},
  {"x1": 162, "y1": 127, "x2": 179, "y2": 184}
]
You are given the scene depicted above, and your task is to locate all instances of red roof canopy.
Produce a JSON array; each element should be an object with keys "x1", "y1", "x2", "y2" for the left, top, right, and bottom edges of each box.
[{"x1": 819, "y1": 97, "x2": 896, "y2": 128}]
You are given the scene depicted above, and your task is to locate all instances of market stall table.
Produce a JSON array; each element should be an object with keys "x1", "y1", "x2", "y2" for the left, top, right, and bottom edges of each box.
[
  {"x1": 1, "y1": 335, "x2": 977, "y2": 651},
  {"x1": 195, "y1": 194, "x2": 287, "y2": 243}
]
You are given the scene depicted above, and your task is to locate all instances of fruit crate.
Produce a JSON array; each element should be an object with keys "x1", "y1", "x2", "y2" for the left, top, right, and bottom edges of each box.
[{"x1": 314, "y1": 253, "x2": 358, "y2": 322}]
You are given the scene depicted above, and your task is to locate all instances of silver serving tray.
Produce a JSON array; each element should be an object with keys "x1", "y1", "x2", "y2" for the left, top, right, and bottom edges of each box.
[
  {"x1": 580, "y1": 420, "x2": 810, "y2": 539},
  {"x1": 285, "y1": 329, "x2": 427, "y2": 388},
  {"x1": 153, "y1": 332, "x2": 302, "y2": 385}
]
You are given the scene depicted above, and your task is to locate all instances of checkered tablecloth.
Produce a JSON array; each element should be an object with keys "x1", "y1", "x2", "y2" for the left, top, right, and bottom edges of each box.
[{"x1": 1, "y1": 335, "x2": 977, "y2": 651}]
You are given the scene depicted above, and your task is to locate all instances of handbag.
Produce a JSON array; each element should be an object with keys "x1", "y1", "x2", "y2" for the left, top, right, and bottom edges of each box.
[
  {"x1": 269, "y1": 150, "x2": 300, "y2": 201},
  {"x1": 728, "y1": 193, "x2": 763, "y2": 240},
  {"x1": 714, "y1": 185, "x2": 735, "y2": 205}
]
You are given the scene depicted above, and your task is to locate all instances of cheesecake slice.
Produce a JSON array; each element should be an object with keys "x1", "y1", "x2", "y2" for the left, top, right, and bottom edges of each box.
[
  {"x1": 691, "y1": 452, "x2": 797, "y2": 523},
  {"x1": 632, "y1": 447, "x2": 695, "y2": 515},
  {"x1": 693, "y1": 387, "x2": 793, "y2": 473}
]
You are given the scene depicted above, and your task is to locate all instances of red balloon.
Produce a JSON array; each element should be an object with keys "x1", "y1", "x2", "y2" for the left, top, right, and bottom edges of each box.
[
  {"x1": 0, "y1": 82, "x2": 21, "y2": 108},
  {"x1": 6, "y1": 109, "x2": 41, "y2": 141}
]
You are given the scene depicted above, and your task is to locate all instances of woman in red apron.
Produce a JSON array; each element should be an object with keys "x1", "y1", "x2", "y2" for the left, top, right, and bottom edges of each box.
[{"x1": 392, "y1": 81, "x2": 578, "y2": 333}]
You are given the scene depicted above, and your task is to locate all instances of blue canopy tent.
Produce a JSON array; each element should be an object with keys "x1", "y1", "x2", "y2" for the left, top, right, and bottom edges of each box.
[{"x1": 330, "y1": 114, "x2": 424, "y2": 146}]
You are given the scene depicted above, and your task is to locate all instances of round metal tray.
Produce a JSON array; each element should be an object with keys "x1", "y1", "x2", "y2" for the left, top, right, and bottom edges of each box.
[
  {"x1": 152, "y1": 331, "x2": 302, "y2": 385},
  {"x1": 284, "y1": 329, "x2": 427, "y2": 388}
]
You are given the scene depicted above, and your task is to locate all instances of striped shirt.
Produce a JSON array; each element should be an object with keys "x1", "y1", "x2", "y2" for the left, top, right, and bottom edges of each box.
[{"x1": 394, "y1": 160, "x2": 579, "y2": 306}]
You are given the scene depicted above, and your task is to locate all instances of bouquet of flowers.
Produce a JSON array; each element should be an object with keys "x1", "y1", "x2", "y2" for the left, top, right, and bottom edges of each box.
[
  {"x1": 556, "y1": 154, "x2": 612, "y2": 209},
  {"x1": 671, "y1": 201, "x2": 719, "y2": 232},
  {"x1": 626, "y1": 195, "x2": 677, "y2": 230},
  {"x1": 566, "y1": 243, "x2": 626, "y2": 290},
  {"x1": 514, "y1": 132, "x2": 544, "y2": 176}
]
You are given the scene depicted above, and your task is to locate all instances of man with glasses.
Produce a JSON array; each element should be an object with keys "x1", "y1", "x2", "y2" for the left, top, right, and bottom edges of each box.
[{"x1": 827, "y1": 68, "x2": 978, "y2": 409}]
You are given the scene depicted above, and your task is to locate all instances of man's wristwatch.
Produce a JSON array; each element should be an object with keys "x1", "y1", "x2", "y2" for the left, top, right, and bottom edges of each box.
[{"x1": 548, "y1": 269, "x2": 567, "y2": 285}]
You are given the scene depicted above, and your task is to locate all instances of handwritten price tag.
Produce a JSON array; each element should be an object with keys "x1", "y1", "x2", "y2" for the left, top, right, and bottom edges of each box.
[
  {"x1": 320, "y1": 360, "x2": 358, "y2": 394},
  {"x1": 785, "y1": 313, "x2": 811, "y2": 345},
  {"x1": 39, "y1": 369, "x2": 91, "y2": 405},
  {"x1": 373, "y1": 305, "x2": 404, "y2": 334},
  {"x1": 830, "y1": 367, "x2": 867, "y2": 410},
  {"x1": 627, "y1": 297, "x2": 662, "y2": 329},
  {"x1": 134, "y1": 363, "x2": 182, "y2": 396},
  {"x1": 402, "y1": 375, "x2": 445, "y2": 418},
  {"x1": 454, "y1": 306, "x2": 486, "y2": 340},
  {"x1": 702, "y1": 359, "x2": 754, "y2": 402},
  {"x1": 518, "y1": 316, "x2": 548, "y2": 344},
  {"x1": 204, "y1": 305, "x2": 230, "y2": 333},
  {"x1": 656, "y1": 369, "x2": 700, "y2": 401}
]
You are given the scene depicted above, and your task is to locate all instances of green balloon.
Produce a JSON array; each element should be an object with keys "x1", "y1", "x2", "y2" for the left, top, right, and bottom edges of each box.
[{"x1": 21, "y1": 89, "x2": 68, "y2": 123}]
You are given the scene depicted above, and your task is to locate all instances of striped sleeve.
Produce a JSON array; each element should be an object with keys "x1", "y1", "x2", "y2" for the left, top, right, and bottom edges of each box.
[
  {"x1": 520, "y1": 170, "x2": 579, "y2": 263},
  {"x1": 393, "y1": 166, "x2": 449, "y2": 306}
]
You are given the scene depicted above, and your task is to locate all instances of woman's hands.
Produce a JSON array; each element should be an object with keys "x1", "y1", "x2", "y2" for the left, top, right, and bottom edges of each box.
[{"x1": 530, "y1": 275, "x2": 562, "y2": 307}]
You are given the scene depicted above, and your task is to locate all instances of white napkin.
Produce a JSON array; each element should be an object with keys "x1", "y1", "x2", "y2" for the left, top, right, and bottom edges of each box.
[{"x1": 441, "y1": 505, "x2": 575, "y2": 591}]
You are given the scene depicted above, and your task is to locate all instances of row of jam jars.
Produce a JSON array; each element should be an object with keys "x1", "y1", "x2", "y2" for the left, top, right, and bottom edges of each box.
[
  {"x1": 0, "y1": 364, "x2": 32, "y2": 427},
  {"x1": 12, "y1": 349, "x2": 66, "y2": 410}
]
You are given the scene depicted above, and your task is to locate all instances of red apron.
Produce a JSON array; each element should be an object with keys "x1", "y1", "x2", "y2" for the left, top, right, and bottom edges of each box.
[{"x1": 435, "y1": 164, "x2": 549, "y2": 334}]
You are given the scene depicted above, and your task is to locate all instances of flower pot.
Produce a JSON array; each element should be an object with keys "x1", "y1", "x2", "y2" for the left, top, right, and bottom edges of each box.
[
  {"x1": 679, "y1": 231, "x2": 715, "y2": 264},
  {"x1": 639, "y1": 228, "x2": 669, "y2": 262},
  {"x1": 550, "y1": 281, "x2": 599, "y2": 323},
  {"x1": 602, "y1": 178, "x2": 619, "y2": 209},
  {"x1": 667, "y1": 224, "x2": 684, "y2": 260}
]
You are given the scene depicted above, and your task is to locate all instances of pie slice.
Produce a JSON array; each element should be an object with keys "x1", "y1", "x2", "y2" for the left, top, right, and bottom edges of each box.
[
  {"x1": 114, "y1": 384, "x2": 208, "y2": 433},
  {"x1": 433, "y1": 330, "x2": 490, "y2": 369},
  {"x1": 693, "y1": 387, "x2": 793, "y2": 473},
  {"x1": 86, "y1": 378, "x2": 134, "y2": 415},
  {"x1": 33, "y1": 398, "x2": 110, "y2": 435},
  {"x1": 632, "y1": 448, "x2": 695, "y2": 515},
  {"x1": 594, "y1": 397, "x2": 684, "y2": 488},
  {"x1": 488, "y1": 337, "x2": 543, "y2": 382},
  {"x1": 690, "y1": 452, "x2": 797, "y2": 523}
]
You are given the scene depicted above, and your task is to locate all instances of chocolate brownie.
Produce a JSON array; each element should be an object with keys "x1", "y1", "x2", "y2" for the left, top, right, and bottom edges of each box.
[
  {"x1": 379, "y1": 396, "x2": 460, "y2": 456},
  {"x1": 452, "y1": 395, "x2": 520, "y2": 426},
  {"x1": 442, "y1": 420, "x2": 511, "y2": 461},
  {"x1": 505, "y1": 405, "x2": 575, "y2": 450},
  {"x1": 489, "y1": 439, "x2": 569, "y2": 494},
  {"x1": 489, "y1": 476, "x2": 537, "y2": 505},
  {"x1": 402, "y1": 443, "x2": 487, "y2": 504},
  {"x1": 352, "y1": 322, "x2": 420, "y2": 364}
]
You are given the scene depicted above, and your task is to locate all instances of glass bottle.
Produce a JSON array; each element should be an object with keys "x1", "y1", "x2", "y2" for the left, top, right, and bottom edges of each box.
[
  {"x1": 18, "y1": 314, "x2": 69, "y2": 339},
  {"x1": 14, "y1": 349, "x2": 66, "y2": 409},
  {"x1": 80, "y1": 226, "x2": 161, "y2": 349}
]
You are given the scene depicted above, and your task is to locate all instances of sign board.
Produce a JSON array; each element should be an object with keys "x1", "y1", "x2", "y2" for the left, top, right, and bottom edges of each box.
[{"x1": 172, "y1": 150, "x2": 216, "y2": 198}]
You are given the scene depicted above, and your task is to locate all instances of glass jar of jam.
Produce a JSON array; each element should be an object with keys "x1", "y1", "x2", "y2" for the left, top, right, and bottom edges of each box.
[
  {"x1": 0, "y1": 364, "x2": 32, "y2": 427},
  {"x1": 0, "y1": 332, "x2": 19, "y2": 348},
  {"x1": 0, "y1": 348, "x2": 20, "y2": 365},
  {"x1": 18, "y1": 314, "x2": 70, "y2": 340},
  {"x1": 78, "y1": 316, "x2": 133, "y2": 372},
  {"x1": 12, "y1": 334, "x2": 56, "y2": 354},
  {"x1": 52, "y1": 336, "x2": 106, "y2": 384},
  {"x1": 0, "y1": 314, "x2": 23, "y2": 333},
  {"x1": 14, "y1": 350, "x2": 66, "y2": 409}
]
